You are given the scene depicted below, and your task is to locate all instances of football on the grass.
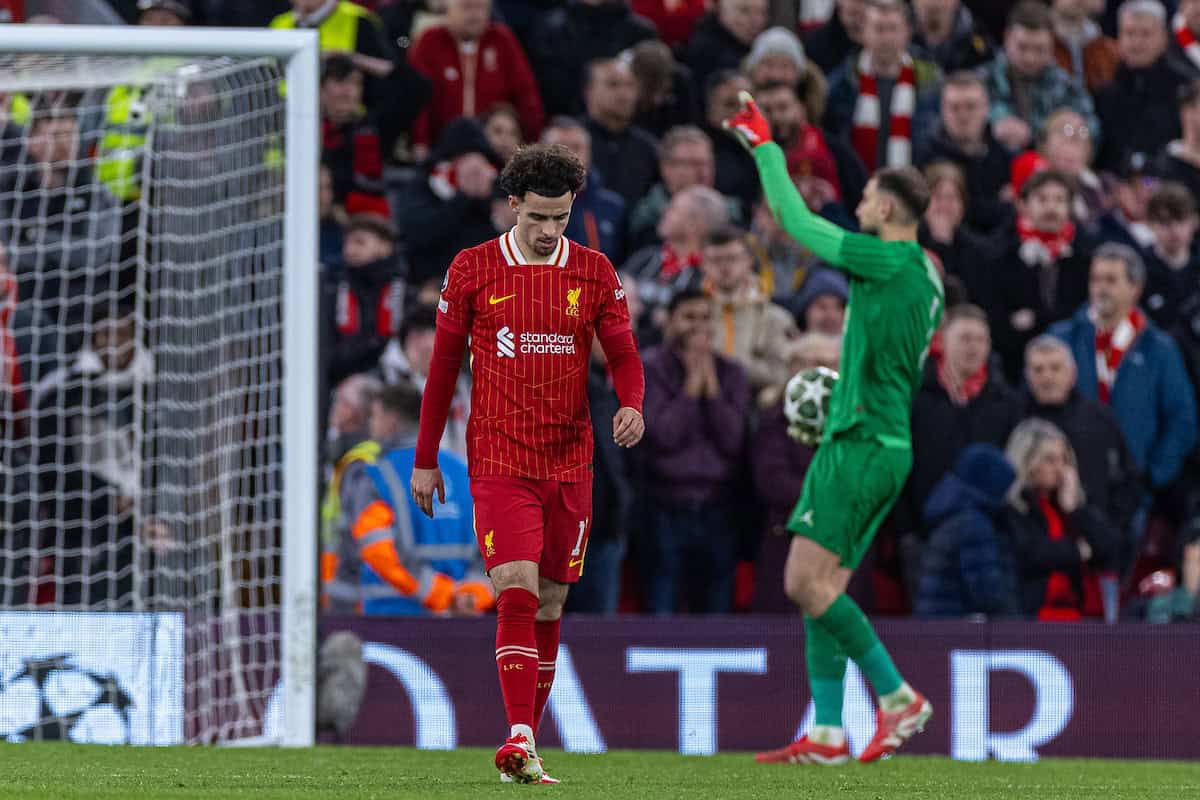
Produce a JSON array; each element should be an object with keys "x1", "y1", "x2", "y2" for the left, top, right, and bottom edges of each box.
[{"x1": 783, "y1": 366, "x2": 838, "y2": 445}]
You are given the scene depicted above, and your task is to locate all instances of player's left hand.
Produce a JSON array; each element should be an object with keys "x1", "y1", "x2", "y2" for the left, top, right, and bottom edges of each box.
[
  {"x1": 723, "y1": 90, "x2": 772, "y2": 151},
  {"x1": 411, "y1": 467, "x2": 445, "y2": 518},
  {"x1": 613, "y1": 407, "x2": 644, "y2": 448}
]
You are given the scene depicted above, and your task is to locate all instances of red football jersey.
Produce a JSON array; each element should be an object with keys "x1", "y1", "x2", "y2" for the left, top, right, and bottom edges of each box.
[{"x1": 438, "y1": 230, "x2": 632, "y2": 481}]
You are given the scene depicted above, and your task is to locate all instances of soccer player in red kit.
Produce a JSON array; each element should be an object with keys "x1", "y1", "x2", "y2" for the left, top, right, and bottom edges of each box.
[{"x1": 410, "y1": 144, "x2": 645, "y2": 784}]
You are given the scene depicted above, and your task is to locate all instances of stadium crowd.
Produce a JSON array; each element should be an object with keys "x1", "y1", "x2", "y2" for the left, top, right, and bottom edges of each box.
[{"x1": 2, "y1": 0, "x2": 1200, "y2": 622}]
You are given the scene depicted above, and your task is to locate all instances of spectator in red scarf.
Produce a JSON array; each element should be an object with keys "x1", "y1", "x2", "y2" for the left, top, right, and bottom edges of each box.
[
  {"x1": 397, "y1": 117, "x2": 504, "y2": 285},
  {"x1": 0, "y1": 240, "x2": 54, "y2": 445},
  {"x1": 754, "y1": 81, "x2": 843, "y2": 207},
  {"x1": 1010, "y1": 108, "x2": 1108, "y2": 232},
  {"x1": 321, "y1": 55, "x2": 393, "y2": 218},
  {"x1": 623, "y1": 185, "x2": 731, "y2": 330},
  {"x1": 987, "y1": 168, "x2": 1095, "y2": 382},
  {"x1": 893, "y1": 304, "x2": 1022, "y2": 593},
  {"x1": 1050, "y1": 243, "x2": 1197, "y2": 492},
  {"x1": 627, "y1": 126, "x2": 739, "y2": 252},
  {"x1": 0, "y1": 240, "x2": 50, "y2": 607},
  {"x1": 1170, "y1": 0, "x2": 1200, "y2": 79},
  {"x1": 823, "y1": 0, "x2": 942, "y2": 172},
  {"x1": 1004, "y1": 418, "x2": 1120, "y2": 620},
  {"x1": 321, "y1": 214, "x2": 408, "y2": 388},
  {"x1": 0, "y1": 244, "x2": 26, "y2": 437}
]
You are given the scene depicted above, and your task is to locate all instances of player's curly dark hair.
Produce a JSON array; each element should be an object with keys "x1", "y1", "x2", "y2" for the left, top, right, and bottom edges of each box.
[{"x1": 498, "y1": 143, "x2": 587, "y2": 199}]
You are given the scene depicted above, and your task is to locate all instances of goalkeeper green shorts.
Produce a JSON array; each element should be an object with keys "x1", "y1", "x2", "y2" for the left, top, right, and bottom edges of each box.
[{"x1": 788, "y1": 432, "x2": 912, "y2": 569}]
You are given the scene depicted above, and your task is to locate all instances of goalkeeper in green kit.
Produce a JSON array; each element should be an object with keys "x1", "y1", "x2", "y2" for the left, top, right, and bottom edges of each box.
[{"x1": 726, "y1": 92, "x2": 943, "y2": 765}]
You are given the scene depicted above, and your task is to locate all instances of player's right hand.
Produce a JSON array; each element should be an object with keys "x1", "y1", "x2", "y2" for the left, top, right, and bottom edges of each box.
[
  {"x1": 723, "y1": 91, "x2": 772, "y2": 151},
  {"x1": 411, "y1": 467, "x2": 445, "y2": 518}
]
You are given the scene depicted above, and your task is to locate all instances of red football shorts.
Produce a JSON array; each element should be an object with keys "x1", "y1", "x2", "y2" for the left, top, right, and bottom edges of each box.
[{"x1": 471, "y1": 476, "x2": 593, "y2": 583}]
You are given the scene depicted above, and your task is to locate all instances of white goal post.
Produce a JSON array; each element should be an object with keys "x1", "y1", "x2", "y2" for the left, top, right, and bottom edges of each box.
[{"x1": 0, "y1": 26, "x2": 319, "y2": 747}]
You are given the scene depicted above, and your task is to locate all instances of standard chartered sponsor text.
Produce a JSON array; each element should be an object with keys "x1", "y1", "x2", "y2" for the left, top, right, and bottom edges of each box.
[{"x1": 520, "y1": 332, "x2": 576, "y2": 354}]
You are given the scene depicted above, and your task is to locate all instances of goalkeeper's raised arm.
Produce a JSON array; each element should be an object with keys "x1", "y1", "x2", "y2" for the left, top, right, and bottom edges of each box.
[{"x1": 724, "y1": 91, "x2": 929, "y2": 282}]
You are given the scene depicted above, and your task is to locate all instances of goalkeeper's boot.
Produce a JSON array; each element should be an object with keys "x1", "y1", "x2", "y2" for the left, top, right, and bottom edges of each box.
[
  {"x1": 500, "y1": 757, "x2": 560, "y2": 784},
  {"x1": 754, "y1": 735, "x2": 851, "y2": 765},
  {"x1": 495, "y1": 733, "x2": 546, "y2": 783},
  {"x1": 858, "y1": 692, "x2": 933, "y2": 763}
]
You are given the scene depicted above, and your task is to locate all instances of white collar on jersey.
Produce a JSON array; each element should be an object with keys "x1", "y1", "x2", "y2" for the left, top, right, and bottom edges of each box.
[{"x1": 499, "y1": 228, "x2": 570, "y2": 267}]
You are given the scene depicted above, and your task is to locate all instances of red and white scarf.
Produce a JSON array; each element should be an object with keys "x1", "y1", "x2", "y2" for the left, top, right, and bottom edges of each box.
[
  {"x1": 335, "y1": 279, "x2": 405, "y2": 338},
  {"x1": 851, "y1": 52, "x2": 916, "y2": 172},
  {"x1": 930, "y1": 330, "x2": 988, "y2": 407},
  {"x1": 1017, "y1": 215, "x2": 1076, "y2": 311},
  {"x1": 659, "y1": 243, "x2": 702, "y2": 280},
  {"x1": 1036, "y1": 494, "x2": 1082, "y2": 621},
  {"x1": 429, "y1": 159, "x2": 497, "y2": 200},
  {"x1": 1093, "y1": 307, "x2": 1145, "y2": 404},
  {"x1": 1016, "y1": 215, "x2": 1076, "y2": 266},
  {"x1": 1175, "y1": 13, "x2": 1200, "y2": 73},
  {"x1": 0, "y1": 272, "x2": 24, "y2": 420}
]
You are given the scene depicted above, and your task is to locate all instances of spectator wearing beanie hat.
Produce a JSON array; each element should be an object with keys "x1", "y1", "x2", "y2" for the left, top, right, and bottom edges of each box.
[
  {"x1": 914, "y1": 443, "x2": 1020, "y2": 618},
  {"x1": 744, "y1": 26, "x2": 811, "y2": 89},
  {"x1": 788, "y1": 267, "x2": 848, "y2": 334}
]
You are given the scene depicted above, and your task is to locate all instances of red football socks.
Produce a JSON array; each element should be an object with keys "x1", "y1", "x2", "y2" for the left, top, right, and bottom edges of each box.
[
  {"x1": 495, "y1": 588, "x2": 539, "y2": 729},
  {"x1": 533, "y1": 618, "x2": 561, "y2": 733}
]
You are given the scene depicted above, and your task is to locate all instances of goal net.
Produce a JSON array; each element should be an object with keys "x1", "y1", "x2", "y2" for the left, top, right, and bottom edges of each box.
[{"x1": 0, "y1": 33, "x2": 317, "y2": 746}]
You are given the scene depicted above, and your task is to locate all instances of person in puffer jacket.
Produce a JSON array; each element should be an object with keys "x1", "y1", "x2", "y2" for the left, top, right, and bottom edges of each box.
[{"x1": 914, "y1": 443, "x2": 1021, "y2": 618}]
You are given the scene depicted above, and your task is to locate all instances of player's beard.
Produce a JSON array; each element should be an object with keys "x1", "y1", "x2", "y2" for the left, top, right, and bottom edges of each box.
[{"x1": 531, "y1": 235, "x2": 558, "y2": 256}]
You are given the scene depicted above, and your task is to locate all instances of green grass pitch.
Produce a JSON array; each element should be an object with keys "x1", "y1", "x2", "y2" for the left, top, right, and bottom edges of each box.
[{"x1": 3, "y1": 744, "x2": 1199, "y2": 799}]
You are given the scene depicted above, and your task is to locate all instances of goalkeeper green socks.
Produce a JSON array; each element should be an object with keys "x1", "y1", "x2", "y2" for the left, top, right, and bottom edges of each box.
[
  {"x1": 804, "y1": 615, "x2": 847, "y2": 728},
  {"x1": 814, "y1": 594, "x2": 904, "y2": 699}
]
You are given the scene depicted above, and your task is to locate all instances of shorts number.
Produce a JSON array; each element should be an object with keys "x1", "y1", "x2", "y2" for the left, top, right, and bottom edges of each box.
[{"x1": 571, "y1": 519, "x2": 588, "y2": 556}]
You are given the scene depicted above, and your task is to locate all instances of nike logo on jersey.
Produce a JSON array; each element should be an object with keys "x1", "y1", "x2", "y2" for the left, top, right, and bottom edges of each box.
[
  {"x1": 489, "y1": 293, "x2": 516, "y2": 305},
  {"x1": 798, "y1": 510, "x2": 814, "y2": 527},
  {"x1": 568, "y1": 559, "x2": 584, "y2": 569}
]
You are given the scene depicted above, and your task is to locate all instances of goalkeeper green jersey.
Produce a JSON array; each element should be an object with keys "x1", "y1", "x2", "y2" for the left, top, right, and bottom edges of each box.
[{"x1": 754, "y1": 143, "x2": 944, "y2": 449}]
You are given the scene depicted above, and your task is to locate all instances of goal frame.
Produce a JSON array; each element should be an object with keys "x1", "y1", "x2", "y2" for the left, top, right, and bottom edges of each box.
[{"x1": 0, "y1": 25, "x2": 320, "y2": 748}]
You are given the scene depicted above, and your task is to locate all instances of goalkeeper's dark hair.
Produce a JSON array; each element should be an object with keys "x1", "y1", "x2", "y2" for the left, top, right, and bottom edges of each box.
[
  {"x1": 667, "y1": 287, "x2": 711, "y2": 316},
  {"x1": 377, "y1": 379, "x2": 424, "y2": 425},
  {"x1": 874, "y1": 166, "x2": 930, "y2": 224},
  {"x1": 499, "y1": 143, "x2": 587, "y2": 199}
]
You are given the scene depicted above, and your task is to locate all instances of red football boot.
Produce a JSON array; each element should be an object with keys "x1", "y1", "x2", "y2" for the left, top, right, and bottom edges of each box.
[
  {"x1": 859, "y1": 693, "x2": 933, "y2": 763},
  {"x1": 755, "y1": 735, "x2": 851, "y2": 765}
]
